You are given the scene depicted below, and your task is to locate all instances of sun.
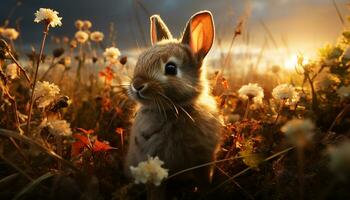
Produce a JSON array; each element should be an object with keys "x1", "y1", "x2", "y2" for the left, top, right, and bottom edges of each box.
[{"x1": 284, "y1": 54, "x2": 309, "y2": 70}]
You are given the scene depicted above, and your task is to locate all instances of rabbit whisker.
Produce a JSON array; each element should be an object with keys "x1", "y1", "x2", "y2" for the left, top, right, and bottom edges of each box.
[
  {"x1": 158, "y1": 92, "x2": 195, "y2": 122},
  {"x1": 157, "y1": 92, "x2": 179, "y2": 115}
]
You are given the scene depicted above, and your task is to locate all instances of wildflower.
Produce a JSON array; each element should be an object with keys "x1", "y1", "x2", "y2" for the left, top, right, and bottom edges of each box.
[
  {"x1": 83, "y1": 20, "x2": 92, "y2": 30},
  {"x1": 337, "y1": 85, "x2": 350, "y2": 99},
  {"x1": 75, "y1": 31, "x2": 89, "y2": 44},
  {"x1": 315, "y1": 73, "x2": 340, "y2": 90},
  {"x1": 238, "y1": 83, "x2": 264, "y2": 103},
  {"x1": 328, "y1": 141, "x2": 350, "y2": 180},
  {"x1": 341, "y1": 46, "x2": 350, "y2": 60},
  {"x1": 103, "y1": 47, "x2": 121, "y2": 63},
  {"x1": 34, "y1": 8, "x2": 62, "y2": 27},
  {"x1": 75, "y1": 20, "x2": 84, "y2": 29},
  {"x1": 90, "y1": 31, "x2": 104, "y2": 42},
  {"x1": 46, "y1": 119, "x2": 72, "y2": 136},
  {"x1": 130, "y1": 156, "x2": 169, "y2": 186},
  {"x1": 272, "y1": 84, "x2": 299, "y2": 103},
  {"x1": 58, "y1": 57, "x2": 71, "y2": 67},
  {"x1": 34, "y1": 81, "x2": 60, "y2": 108},
  {"x1": 1, "y1": 28, "x2": 19, "y2": 40},
  {"x1": 6, "y1": 63, "x2": 18, "y2": 79},
  {"x1": 281, "y1": 119, "x2": 315, "y2": 147}
]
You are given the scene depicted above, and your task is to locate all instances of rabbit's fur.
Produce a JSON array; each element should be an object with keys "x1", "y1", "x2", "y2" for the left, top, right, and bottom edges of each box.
[{"x1": 125, "y1": 10, "x2": 221, "y2": 197}]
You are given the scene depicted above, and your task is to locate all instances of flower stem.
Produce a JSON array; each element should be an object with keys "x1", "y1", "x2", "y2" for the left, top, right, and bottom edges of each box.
[
  {"x1": 243, "y1": 98, "x2": 250, "y2": 119},
  {"x1": 26, "y1": 23, "x2": 49, "y2": 134},
  {"x1": 274, "y1": 100, "x2": 285, "y2": 124}
]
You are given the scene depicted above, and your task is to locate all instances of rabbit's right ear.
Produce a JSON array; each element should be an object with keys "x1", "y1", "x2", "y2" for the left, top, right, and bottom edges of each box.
[{"x1": 150, "y1": 15, "x2": 172, "y2": 45}]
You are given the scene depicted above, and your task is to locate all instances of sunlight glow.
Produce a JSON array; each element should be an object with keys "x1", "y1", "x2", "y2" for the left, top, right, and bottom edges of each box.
[{"x1": 284, "y1": 54, "x2": 309, "y2": 70}]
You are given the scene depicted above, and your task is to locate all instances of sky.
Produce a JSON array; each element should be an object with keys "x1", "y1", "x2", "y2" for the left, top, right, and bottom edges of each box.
[{"x1": 0, "y1": 0, "x2": 349, "y2": 69}]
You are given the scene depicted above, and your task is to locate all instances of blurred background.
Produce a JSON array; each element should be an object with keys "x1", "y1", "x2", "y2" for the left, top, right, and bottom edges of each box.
[{"x1": 0, "y1": 0, "x2": 349, "y2": 71}]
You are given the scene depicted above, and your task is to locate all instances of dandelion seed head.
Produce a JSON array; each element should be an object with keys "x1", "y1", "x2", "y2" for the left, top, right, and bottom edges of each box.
[
  {"x1": 34, "y1": 8, "x2": 62, "y2": 27},
  {"x1": 130, "y1": 156, "x2": 168, "y2": 186},
  {"x1": 281, "y1": 119, "x2": 315, "y2": 147},
  {"x1": 272, "y1": 84, "x2": 299, "y2": 103},
  {"x1": 238, "y1": 83, "x2": 264, "y2": 103},
  {"x1": 328, "y1": 141, "x2": 350, "y2": 180}
]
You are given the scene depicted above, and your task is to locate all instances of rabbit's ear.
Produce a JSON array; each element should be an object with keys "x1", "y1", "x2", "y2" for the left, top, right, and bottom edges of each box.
[
  {"x1": 150, "y1": 15, "x2": 172, "y2": 45},
  {"x1": 182, "y1": 11, "x2": 214, "y2": 61}
]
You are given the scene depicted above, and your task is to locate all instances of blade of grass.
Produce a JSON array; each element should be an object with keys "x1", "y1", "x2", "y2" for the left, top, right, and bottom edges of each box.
[
  {"x1": 13, "y1": 172, "x2": 54, "y2": 200},
  {"x1": 0, "y1": 128, "x2": 78, "y2": 172},
  {"x1": 0, "y1": 173, "x2": 19, "y2": 188},
  {"x1": 205, "y1": 147, "x2": 295, "y2": 196},
  {"x1": 0, "y1": 153, "x2": 33, "y2": 181}
]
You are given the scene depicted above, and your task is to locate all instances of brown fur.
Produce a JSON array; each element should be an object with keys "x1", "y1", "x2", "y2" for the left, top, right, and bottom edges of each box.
[{"x1": 125, "y1": 10, "x2": 221, "y2": 199}]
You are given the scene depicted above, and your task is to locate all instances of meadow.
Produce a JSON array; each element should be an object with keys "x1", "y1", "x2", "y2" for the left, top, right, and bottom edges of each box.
[{"x1": 0, "y1": 2, "x2": 350, "y2": 200}]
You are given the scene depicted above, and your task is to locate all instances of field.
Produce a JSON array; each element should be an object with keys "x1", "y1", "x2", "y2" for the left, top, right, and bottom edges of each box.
[{"x1": 0, "y1": 1, "x2": 350, "y2": 200}]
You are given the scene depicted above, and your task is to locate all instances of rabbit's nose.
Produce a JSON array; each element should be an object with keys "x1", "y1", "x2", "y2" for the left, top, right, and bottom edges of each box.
[{"x1": 132, "y1": 78, "x2": 148, "y2": 92}]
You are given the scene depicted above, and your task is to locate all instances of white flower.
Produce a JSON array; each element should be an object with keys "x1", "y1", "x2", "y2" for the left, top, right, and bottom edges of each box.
[
  {"x1": 6, "y1": 63, "x2": 18, "y2": 79},
  {"x1": 75, "y1": 31, "x2": 89, "y2": 44},
  {"x1": 272, "y1": 84, "x2": 299, "y2": 103},
  {"x1": 34, "y1": 81, "x2": 60, "y2": 108},
  {"x1": 103, "y1": 47, "x2": 121, "y2": 63},
  {"x1": 328, "y1": 141, "x2": 350, "y2": 180},
  {"x1": 238, "y1": 83, "x2": 264, "y2": 103},
  {"x1": 337, "y1": 85, "x2": 350, "y2": 99},
  {"x1": 281, "y1": 119, "x2": 315, "y2": 147},
  {"x1": 46, "y1": 120, "x2": 72, "y2": 136},
  {"x1": 130, "y1": 156, "x2": 168, "y2": 186},
  {"x1": 1, "y1": 28, "x2": 19, "y2": 40},
  {"x1": 75, "y1": 20, "x2": 84, "y2": 30},
  {"x1": 315, "y1": 73, "x2": 340, "y2": 90},
  {"x1": 34, "y1": 8, "x2": 62, "y2": 27},
  {"x1": 90, "y1": 31, "x2": 104, "y2": 42}
]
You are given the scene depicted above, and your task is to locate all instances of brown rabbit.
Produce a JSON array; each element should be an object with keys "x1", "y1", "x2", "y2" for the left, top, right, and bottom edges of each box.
[{"x1": 125, "y1": 10, "x2": 222, "y2": 198}]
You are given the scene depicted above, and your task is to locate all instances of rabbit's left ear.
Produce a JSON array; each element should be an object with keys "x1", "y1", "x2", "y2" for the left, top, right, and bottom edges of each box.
[
  {"x1": 150, "y1": 15, "x2": 173, "y2": 45},
  {"x1": 182, "y1": 11, "x2": 214, "y2": 61}
]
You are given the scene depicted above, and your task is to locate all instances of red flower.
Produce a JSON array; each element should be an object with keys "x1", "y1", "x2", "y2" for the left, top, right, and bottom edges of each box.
[
  {"x1": 98, "y1": 66, "x2": 114, "y2": 82},
  {"x1": 93, "y1": 139, "x2": 113, "y2": 152},
  {"x1": 76, "y1": 128, "x2": 94, "y2": 135}
]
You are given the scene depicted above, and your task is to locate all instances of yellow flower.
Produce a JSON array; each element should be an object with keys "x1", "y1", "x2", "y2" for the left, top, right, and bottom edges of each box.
[
  {"x1": 90, "y1": 31, "x2": 104, "y2": 42},
  {"x1": 75, "y1": 20, "x2": 84, "y2": 30},
  {"x1": 130, "y1": 156, "x2": 168, "y2": 186},
  {"x1": 75, "y1": 31, "x2": 89, "y2": 44},
  {"x1": 1, "y1": 28, "x2": 19, "y2": 40},
  {"x1": 83, "y1": 20, "x2": 92, "y2": 30},
  {"x1": 34, "y1": 8, "x2": 62, "y2": 27}
]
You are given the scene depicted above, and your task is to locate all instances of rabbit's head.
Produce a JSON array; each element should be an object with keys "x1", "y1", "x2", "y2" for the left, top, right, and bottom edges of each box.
[{"x1": 129, "y1": 11, "x2": 214, "y2": 109}]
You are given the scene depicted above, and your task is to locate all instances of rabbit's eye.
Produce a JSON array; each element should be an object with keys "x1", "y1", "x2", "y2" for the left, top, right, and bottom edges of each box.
[{"x1": 165, "y1": 62, "x2": 177, "y2": 75}]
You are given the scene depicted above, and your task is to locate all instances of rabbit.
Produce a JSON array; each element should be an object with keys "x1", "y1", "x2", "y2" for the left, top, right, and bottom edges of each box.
[{"x1": 125, "y1": 10, "x2": 222, "y2": 198}]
